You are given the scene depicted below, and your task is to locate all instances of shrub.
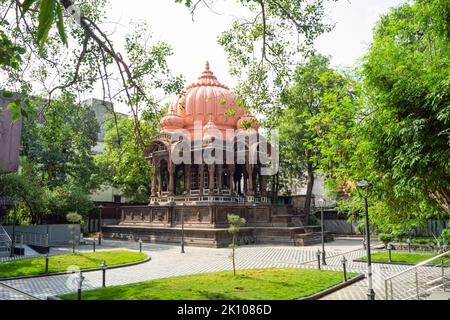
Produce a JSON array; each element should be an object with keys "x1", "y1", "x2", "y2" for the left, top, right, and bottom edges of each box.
[
  {"x1": 378, "y1": 233, "x2": 394, "y2": 245},
  {"x1": 440, "y1": 229, "x2": 450, "y2": 243}
]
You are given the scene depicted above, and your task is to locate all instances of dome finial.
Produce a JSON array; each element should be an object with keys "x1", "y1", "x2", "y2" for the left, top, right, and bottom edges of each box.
[{"x1": 205, "y1": 60, "x2": 210, "y2": 71}]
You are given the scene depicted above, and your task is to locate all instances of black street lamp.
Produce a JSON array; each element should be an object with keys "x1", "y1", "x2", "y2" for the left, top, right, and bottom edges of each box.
[
  {"x1": 77, "y1": 270, "x2": 85, "y2": 300},
  {"x1": 98, "y1": 204, "x2": 103, "y2": 246},
  {"x1": 341, "y1": 256, "x2": 348, "y2": 282},
  {"x1": 45, "y1": 252, "x2": 50, "y2": 274},
  {"x1": 181, "y1": 203, "x2": 186, "y2": 253},
  {"x1": 387, "y1": 243, "x2": 393, "y2": 263},
  {"x1": 101, "y1": 261, "x2": 107, "y2": 287},
  {"x1": 9, "y1": 197, "x2": 18, "y2": 258},
  {"x1": 316, "y1": 249, "x2": 321, "y2": 270},
  {"x1": 356, "y1": 179, "x2": 375, "y2": 300},
  {"x1": 318, "y1": 198, "x2": 327, "y2": 265}
]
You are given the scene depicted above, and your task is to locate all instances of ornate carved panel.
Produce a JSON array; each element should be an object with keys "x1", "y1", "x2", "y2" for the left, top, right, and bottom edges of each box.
[
  {"x1": 151, "y1": 208, "x2": 168, "y2": 222},
  {"x1": 247, "y1": 207, "x2": 270, "y2": 223},
  {"x1": 175, "y1": 207, "x2": 210, "y2": 223}
]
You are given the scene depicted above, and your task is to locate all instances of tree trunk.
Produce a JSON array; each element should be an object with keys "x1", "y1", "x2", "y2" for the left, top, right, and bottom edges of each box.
[
  {"x1": 432, "y1": 187, "x2": 450, "y2": 216},
  {"x1": 304, "y1": 160, "x2": 314, "y2": 215},
  {"x1": 232, "y1": 234, "x2": 236, "y2": 276},
  {"x1": 274, "y1": 172, "x2": 279, "y2": 203}
]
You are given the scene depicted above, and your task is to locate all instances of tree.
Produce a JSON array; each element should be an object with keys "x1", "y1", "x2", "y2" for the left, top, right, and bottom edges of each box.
[
  {"x1": 310, "y1": 0, "x2": 450, "y2": 233},
  {"x1": 227, "y1": 213, "x2": 246, "y2": 276},
  {"x1": 66, "y1": 211, "x2": 83, "y2": 253},
  {"x1": 277, "y1": 53, "x2": 360, "y2": 214},
  {"x1": 1, "y1": 1, "x2": 184, "y2": 148},
  {"x1": 359, "y1": 0, "x2": 450, "y2": 216},
  {"x1": 95, "y1": 106, "x2": 165, "y2": 202},
  {"x1": 216, "y1": 0, "x2": 336, "y2": 116},
  {"x1": 17, "y1": 93, "x2": 99, "y2": 222}
]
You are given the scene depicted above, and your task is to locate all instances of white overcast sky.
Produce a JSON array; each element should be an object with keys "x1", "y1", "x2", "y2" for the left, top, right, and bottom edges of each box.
[{"x1": 98, "y1": 0, "x2": 406, "y2": 113}]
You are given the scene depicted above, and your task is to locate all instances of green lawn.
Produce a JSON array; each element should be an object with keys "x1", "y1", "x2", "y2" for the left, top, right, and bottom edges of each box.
[
  {"x1": 60, "y1": 268, "x2": 357, "y2": 300},
  {"x1": 359, "y1": 252, "x2": 450, "y2": 265},
  {"x1": 0, "y1": 250, "x2": 147, "y2": 278}
]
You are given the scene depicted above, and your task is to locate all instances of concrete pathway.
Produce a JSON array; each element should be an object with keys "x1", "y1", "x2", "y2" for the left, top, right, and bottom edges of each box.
[{"x1": 0, "y1": 239, "x2": 444, "y2": 300}]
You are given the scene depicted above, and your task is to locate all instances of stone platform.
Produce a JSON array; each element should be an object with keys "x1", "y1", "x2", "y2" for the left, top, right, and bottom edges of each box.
[{"x1": 102, "y1": 203, "x2": 333, "y2": 248}]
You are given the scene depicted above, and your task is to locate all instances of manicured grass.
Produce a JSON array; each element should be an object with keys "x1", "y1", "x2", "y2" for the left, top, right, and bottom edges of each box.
[
  {"x1": 0, "y1": 250, "x2": 147, "y2": 278},
  {"x1": 60, "y1": 268, "x2": 357, "y2": 300},
  {"x1": 358, "y1": 252, "x2": 450, "y2": 266}
]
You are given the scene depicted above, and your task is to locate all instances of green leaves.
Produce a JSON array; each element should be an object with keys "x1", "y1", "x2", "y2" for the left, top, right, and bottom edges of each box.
[
  {"x1": 20, "y1": 0, "x2": 36, "y2": 17},
  {"x1": 6, "y1": 99, "x2": 22, "y2": 122},
  {"x1": 56, "y1": 3, "x2": 68, "y2": 46},
  {"x1": 227, "y1": 214, "x2": 246, "y2": 236},
  {"x1": 19, "y1": 0, "x2": 68, "y2": 52},
  {"x1": 360, "y1": 0, "x2": 450, "y2": 217},
  {"x1": 0, "y1": 30, "x2": 26, "y2": 69},
  {"x1": 37, "y1": 0, "x2": 57, "y2": 52}
]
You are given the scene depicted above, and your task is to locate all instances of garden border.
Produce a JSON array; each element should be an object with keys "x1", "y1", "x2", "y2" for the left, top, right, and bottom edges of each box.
[
  {"x1": 0, "y1": 252, "x2": 151, "y2": 281},
  {"x1": 352, "y1": 259, "x2": 448, "y2": 268},
  {"x1": 299, "y1": 274, "x2": 365, "y2": 300}
]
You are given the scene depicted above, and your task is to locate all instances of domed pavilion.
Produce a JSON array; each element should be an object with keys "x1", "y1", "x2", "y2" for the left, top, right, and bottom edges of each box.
[
  {"x1": 103, "y1": 62, "x2": 333, "y2": 247},
  {"x1": 147, "y1": 61, "x2": 267, "y2": 204}
]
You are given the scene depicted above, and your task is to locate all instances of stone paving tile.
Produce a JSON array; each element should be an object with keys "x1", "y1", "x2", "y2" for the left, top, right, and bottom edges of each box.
[{"x1": 0, "y1": 239, "x2": 445, "y2": 300}]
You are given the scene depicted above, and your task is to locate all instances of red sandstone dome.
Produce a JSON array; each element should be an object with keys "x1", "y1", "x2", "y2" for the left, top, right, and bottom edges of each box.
[{"x1": 160, "y1": 61, "x2": 259, "y2": 136}]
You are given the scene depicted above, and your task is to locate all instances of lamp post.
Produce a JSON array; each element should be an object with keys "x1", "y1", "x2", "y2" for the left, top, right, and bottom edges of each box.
[
  {"x1": 45, "y1": 252, "x2": 49, "y2": 274},
  {"x1": 387, "y1": 243, "x2": 393, "y2": 263},
  {"x1": 181, "y1": 203, "x2": 186, "y2": 253},
  {"x1": 318, "y1": 198, "x2": 327, "y2": 265},
  {"x1": 10, "y1": 197, "x2": 18, "y2": 258},
  {"x1": 341, "y1": 256, "x2": 348, "y2": 282},
  {"x1": 98, "y1": 204, "x2": 103, "y2": 246},
  {"x1": 316, "y1": 249, "x2": 321, "y2": 270},
  {"x1": 101, "y1": 261, "x2": 107, "y2": 287},
  {"x1": 77, "y1": 270, "x2": 85, "y2": 300},
  {"x1": 356, "y1": 179, "x2": 375, "y2": 300}
]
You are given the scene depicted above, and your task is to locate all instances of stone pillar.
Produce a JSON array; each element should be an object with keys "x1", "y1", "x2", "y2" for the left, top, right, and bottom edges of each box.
[
  {"x1": 260, "y1": 172, "x2": 267, "y2": 196},
  {"x1": 243, "y1": 173, "x2": 248, "y2": 194},
  {"x1": 157, "y1": 165, "x2": 163, "y2": 196},
  {"x1": 217, "y1": 165, "x2": 223, "y2": 194},
  {"x1": 168, "y1": 164, "x2": 175, "y2": 195},
  {"x1": 237, "y1": 171, "x2": 242, "y2": 194},
  {"x1": 246, "y1": 164, "x2": 254, "y2": 195},
  {"x1": 229, "y1": 165, "x2": 235, "y2": 194},
  {"x1": 186, "y1": 165, "x2": 191, "y2": 194},
  {"x1": 200, "y1": 164, "x2": 204, "y2": 196},
  {"x1": 151, "y1": 166, "x2": 157, "y2": 197},
  {"x1": 208, "y1": 164, "x2": 215, "y2": 194}
]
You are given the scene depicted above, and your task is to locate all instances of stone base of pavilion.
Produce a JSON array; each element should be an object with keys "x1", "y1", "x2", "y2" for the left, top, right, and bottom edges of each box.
[{"x1": 102, "y1": 202, "x2": 334, "y2": 248}]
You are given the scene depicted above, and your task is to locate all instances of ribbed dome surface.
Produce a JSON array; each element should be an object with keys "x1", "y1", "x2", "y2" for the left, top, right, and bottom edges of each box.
[{"x1": 162, "y1": 61, "x2": 258, "y2": 138}]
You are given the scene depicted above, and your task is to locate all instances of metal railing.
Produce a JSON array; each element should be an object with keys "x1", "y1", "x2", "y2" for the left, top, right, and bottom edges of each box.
[
  {"x1": 13, "y1": 231, "x2": 48, "y2": 247},
  {"x1": 384, "y1": 250, "x2": 450, "y2": 300},
  {"x1": 0, "y1": 224, "x2": 12, "y2": 255},
  {"x1": 0, "y1": 282, "x2": 41, "y2": 300}
]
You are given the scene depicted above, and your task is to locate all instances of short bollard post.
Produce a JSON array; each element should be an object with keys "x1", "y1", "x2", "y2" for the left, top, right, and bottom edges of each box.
[
  {"x1": 407, "y1": 238, "x2": 411, "y2": 253},
  {"x1": 387, "y1": 243, "x2": 393, "y2": 263},
  {"x1": 45, "y1": 252, "x2": 49, "y2": 274},
  {"x1": 101, "y1": 261, "x2": 107, "y2": 287},
  {"x1": 93, "y1": 239, "x2": 96, "y2": 252},
  {"x1": 316, "y1": 249, "x2": 321, "y2": 270},
  {"x1": 341, "y1": 256, "x2": 347, "y2": 282},
  {"x1": 139, "y1": 238, "x2": 142, "y2": 253},
  {"x1": 77, "y1": 270, "x2": 84, "y2": 301}
]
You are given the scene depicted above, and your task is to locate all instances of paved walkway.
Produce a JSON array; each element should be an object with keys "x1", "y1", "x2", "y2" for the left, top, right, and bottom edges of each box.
[{"x1": 0, "y1": 239, "x2": 444, "y2": 300}]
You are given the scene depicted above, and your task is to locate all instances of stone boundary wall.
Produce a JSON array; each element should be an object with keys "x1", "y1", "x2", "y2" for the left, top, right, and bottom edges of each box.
[{"x1": 3, "y1": 224, "x2": 80, "y2": 245}]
